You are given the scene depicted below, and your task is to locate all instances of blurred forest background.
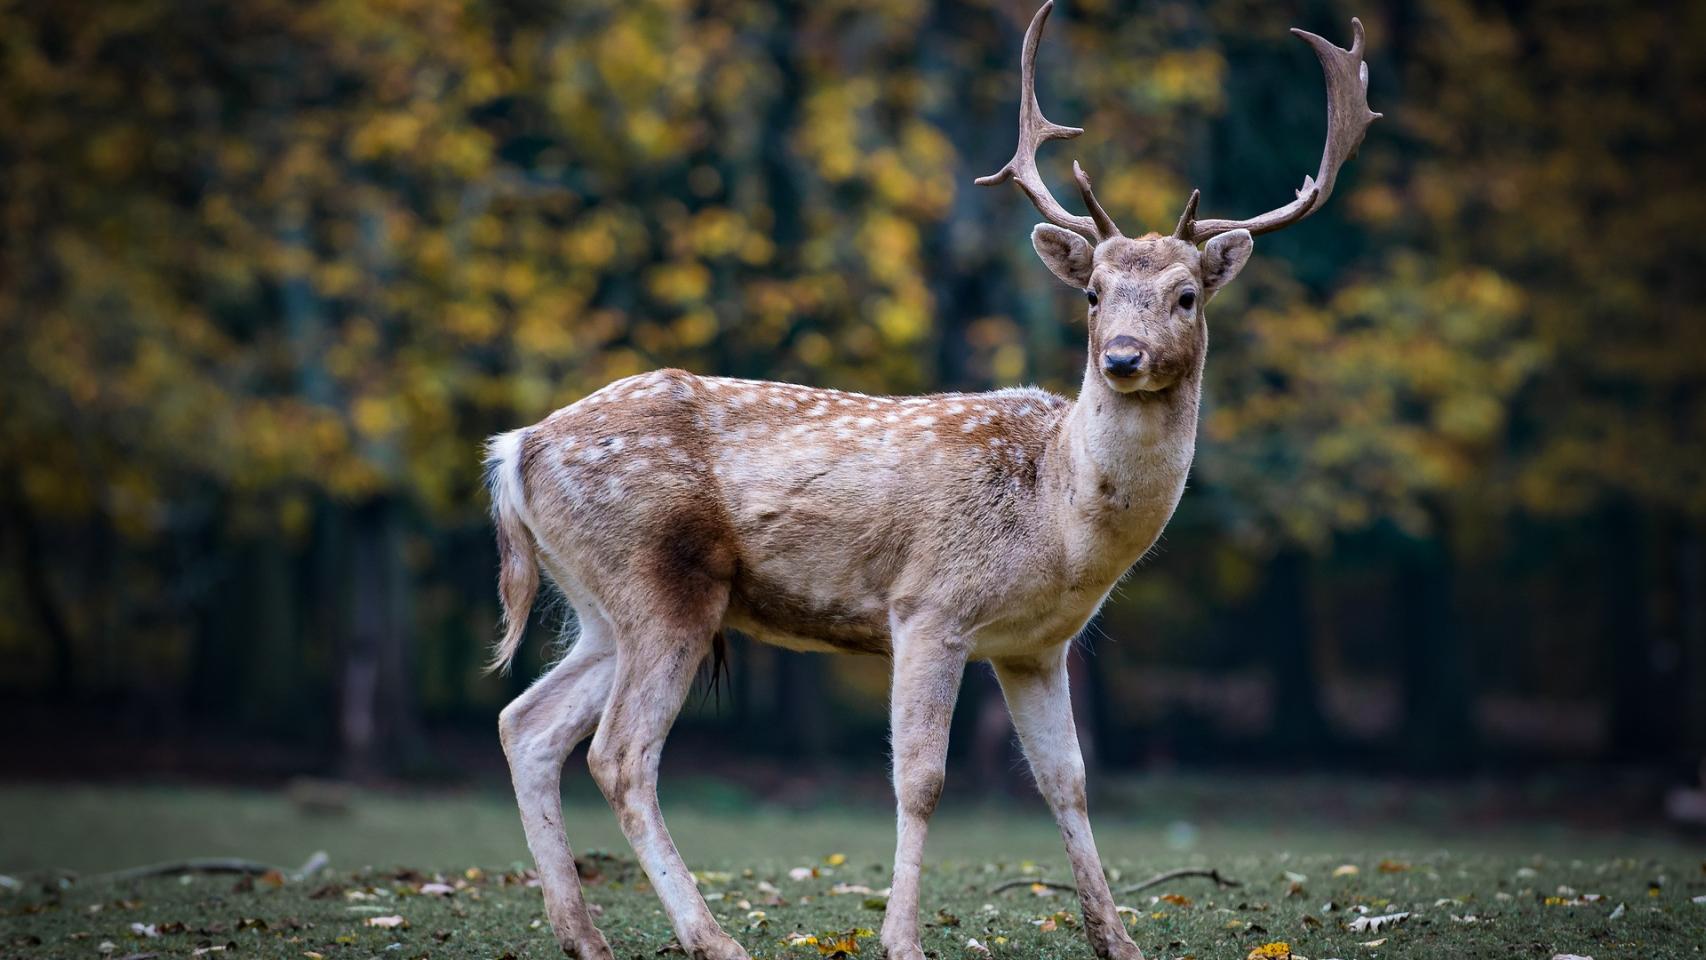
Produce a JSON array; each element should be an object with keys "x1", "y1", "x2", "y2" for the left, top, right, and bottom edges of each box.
[{"x1": 2, "y1": 0, "x2": 1703, "y2": 798}]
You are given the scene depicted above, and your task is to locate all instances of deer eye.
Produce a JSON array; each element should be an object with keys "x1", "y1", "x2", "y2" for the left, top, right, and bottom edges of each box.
[
  {"x1": 1085, "y1": 289, "x2": 1098, "y2": 306},
  {"x1": 1178, "y1": 289, "x2": 1197, "y2": 311}
]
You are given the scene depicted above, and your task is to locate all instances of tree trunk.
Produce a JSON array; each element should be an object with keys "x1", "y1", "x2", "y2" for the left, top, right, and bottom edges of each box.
[
  {"x1": 774, "y1": 652, "x2": 831, "y2": 763},
  {"x1": 2, "y1": 476, "x2": 77, "y2": 700},
  {"x1": 1605, "y1": 502, "x2": 1673, "y2": 761},
  {"x1": 340, "y1": 498, "x2": 418, "y2": 780},
  {"x1": 1681, "y1": 527, "x2": 1706, "y2": 762},
  {"x1": 1395, "y1": 522, "x2": 1475, "y2": 772},
  {"x1": 1263, "y1": 548, "x2": 1332, "y2": 756}
]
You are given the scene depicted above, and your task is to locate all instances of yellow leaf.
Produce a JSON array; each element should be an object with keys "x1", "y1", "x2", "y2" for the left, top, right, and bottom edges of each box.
[
  {"x1": 1247, "y1": 943, "x2": 1292, "y2": 960},
  {"x1": 825, "y1": 853, "x2": 847, "y2": 867},
  {"x1": 1332, "y1": 864, "x2": 1360, "y2": 877},
  {"x1": 815, "y1": 935, "x2": 859, "y2": 955}
]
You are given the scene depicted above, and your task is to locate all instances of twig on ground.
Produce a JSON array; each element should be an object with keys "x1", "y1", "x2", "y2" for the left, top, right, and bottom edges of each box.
[
  {"x1": 989, "y1": 867, "x2": 1242, "y2": 897},
  {"x1": 1117, "y1": 867, "x2": 1241, "y2": 895},
  {"x1": 989, "y1": 877, "x2": 1079, "y2": 895},
  {"x1": 83, "y1": 851, "x2": 330, "y2": 885}
]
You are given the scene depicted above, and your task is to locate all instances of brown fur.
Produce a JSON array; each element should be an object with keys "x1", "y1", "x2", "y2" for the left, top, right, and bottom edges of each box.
[{"x1": 486, "y1": 235, "x2": 1251, "y2": 960}]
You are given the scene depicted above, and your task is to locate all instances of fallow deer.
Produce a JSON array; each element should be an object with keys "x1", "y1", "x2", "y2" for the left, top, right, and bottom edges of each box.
[{"x1": 487, "y1": 4, "x2": 1378, "y2": 959}]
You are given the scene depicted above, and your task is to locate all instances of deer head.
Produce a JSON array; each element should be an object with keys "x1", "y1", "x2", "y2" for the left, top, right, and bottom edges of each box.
[{"x1": 978, "y1": 1, "x2": 1381, "y2": 394}]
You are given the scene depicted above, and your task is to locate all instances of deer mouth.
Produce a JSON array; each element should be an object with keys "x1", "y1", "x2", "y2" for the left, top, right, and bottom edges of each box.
[{"x1": 1103, "y1": 369, "x2": 1175, "y2": 394}]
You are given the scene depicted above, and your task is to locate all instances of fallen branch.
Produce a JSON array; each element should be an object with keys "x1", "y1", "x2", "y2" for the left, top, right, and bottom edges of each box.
[
  {"x1": 989, "y1": 877, "x2": 1078, "y2": 895},
  {"x1": 989, "y1": 867, "x2": 1241, "y2": 897},
  {"x1": 84, "y1": 851, "x2": 329, "y2": 886},
  {"x1": 1117, "y1": 867, "x2": 1241, "y2": 895}
]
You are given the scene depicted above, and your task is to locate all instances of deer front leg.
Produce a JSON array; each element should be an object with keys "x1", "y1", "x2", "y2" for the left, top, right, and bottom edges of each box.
[
  {"x1": 881, "y1": 622, "x2": 969, "y2": 960},
  {"x1": 993, "y1": 647, "x2": 1143, "y2": 960}
]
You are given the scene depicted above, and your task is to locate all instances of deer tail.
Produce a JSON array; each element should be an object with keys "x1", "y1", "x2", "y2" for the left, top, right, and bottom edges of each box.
[{"x1": 484, "y1": 428, "x2": 539, "y2": 675}]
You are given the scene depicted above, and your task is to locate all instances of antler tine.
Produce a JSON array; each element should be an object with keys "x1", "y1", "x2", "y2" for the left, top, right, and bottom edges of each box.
[
  {"x1": 976, "y1": 1, "x2": 1119, "y2": 242},
  {"x1": 1073, "y1": 161, "x2": 1121, "y2": 239},
  {"x1": 1171, "y1": 189, "x2": 1200, "y2": 240},
  {"x1": 1176, "y1": 17, "x2": 1382, "y2": 245}
]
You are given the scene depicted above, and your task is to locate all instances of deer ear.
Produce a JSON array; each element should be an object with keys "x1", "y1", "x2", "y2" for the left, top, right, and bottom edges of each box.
[
  {"x1": 1031, "y1": 224, "x2": 1094, "y2": 288},
  {"x1": 1201, "y1": 229, "x2": 1253, "y2": 301}
]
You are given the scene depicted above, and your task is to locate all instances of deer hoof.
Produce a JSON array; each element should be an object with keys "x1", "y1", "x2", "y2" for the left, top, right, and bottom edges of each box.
[
  {"x1": 688, "y1": 933, "x2": 751, "y2": 960},
  {"x1": 882, "y1": 942, "x2": 927, "y2": 960},
  {"x1": 1096, "y1": 938, "x2": 1145, "y2": 960},
  {"x1": 561, "y1": 929, "x2": 615, "y2": 960}
]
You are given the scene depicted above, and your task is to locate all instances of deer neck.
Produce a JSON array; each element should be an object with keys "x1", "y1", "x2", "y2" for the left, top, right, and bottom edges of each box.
[{"x1": 1047, "y1": 357, "x2": 1203, "y2": 576}]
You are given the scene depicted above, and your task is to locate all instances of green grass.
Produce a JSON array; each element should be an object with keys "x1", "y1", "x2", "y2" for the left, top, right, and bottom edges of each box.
[{"x1": 3, "y1": 783, "x2": 1704, "y2": 959}]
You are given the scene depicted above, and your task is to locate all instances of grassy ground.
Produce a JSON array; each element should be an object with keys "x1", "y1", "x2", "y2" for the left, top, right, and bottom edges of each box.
[{"x1": 2, "y1": 782, "x2": 1704, "y2": 959}]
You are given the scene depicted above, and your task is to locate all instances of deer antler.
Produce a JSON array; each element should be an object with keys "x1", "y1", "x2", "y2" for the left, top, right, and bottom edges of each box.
[
  {"x1": 977, "y1": 1, "x2": 1121, "y2": 242},
  {"x1": 1175, "y1": 18, "x2": 1382, "y2": 243}
]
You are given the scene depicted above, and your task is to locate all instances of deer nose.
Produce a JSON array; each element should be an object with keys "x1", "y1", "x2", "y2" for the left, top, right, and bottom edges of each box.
[{"x1": 1102, "y1": 336, "x2": 1149, "y2": 378}]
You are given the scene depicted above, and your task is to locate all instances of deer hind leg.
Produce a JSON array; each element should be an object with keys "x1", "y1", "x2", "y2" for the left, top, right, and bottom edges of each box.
[
  {"x1": 993, "y1": 647, "x2": 1143, "y2": 960},
  {"x1": 587, "y1": 593, "x2": 746, "y2": 960},
  {"x1": 499, "y1": 608, "x2": 619, "y2": 960}
]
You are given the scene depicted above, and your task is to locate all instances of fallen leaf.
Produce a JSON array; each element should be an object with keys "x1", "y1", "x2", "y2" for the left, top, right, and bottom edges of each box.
[
  {"x1": 1332, "y1": 865, "x2": 1359, "y2": 878},
  {"x1": 259, "y1": 870, "x2": 287, "y2": 888},
  {"x1": 825, "y1": 854, "x2": 847, "y2": 867},
  {"x1": 1608, "y1": 903, "x2": 1625, "y2": 920},
  {"x1": 829, "y1": 884, "x2": 875, "y2": 896},
  {"x1": 1036, "y1": 918, "x2": 1057, "y2": 933},
  {"x1": 965, "y1": 938, "x2": 991, "y2": 957},
  {"x1": 1549, "y1": 955, "x2": 1594, "y2": 960},
  {"x1": 1346, "y1": 912, "x2": 1410, "y2": 934},
  {"x1": 1360, "y1": 937, "x2": 1387, "y2": 947},
  {"x1": 815, "y1": 933, "x2": 859, "y2": 956},
  {"x1": 366, "y1": 915, "x2": 407, "y2": 929},
  {"x1": 1247, "y1": 942, "x2": 1291, "y2": 959},
  {"x1": 129, "y1": 924, "x2": 159, "y2": 939},
  {"x1": 1159, "y1": 893, "x2": 1193, "y2": 907},
  {"x1": 788, "y1": 867, "x2": 815, "y2": 882},
  {"x1": 419, "y1": 883, "x2": 455, "y2": 896}
]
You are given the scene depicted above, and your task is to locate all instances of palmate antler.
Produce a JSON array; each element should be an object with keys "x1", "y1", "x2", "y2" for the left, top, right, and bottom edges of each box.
[
  {"x1": 979, "y1": 2, "x2": 1381, "y2": 246},
  {"x1": 1175, "y1": 18, "x2": 1383, "y2": 243},
  {"x1": 974, "y1": 1, "x2": 1120, "y2": 243}
]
